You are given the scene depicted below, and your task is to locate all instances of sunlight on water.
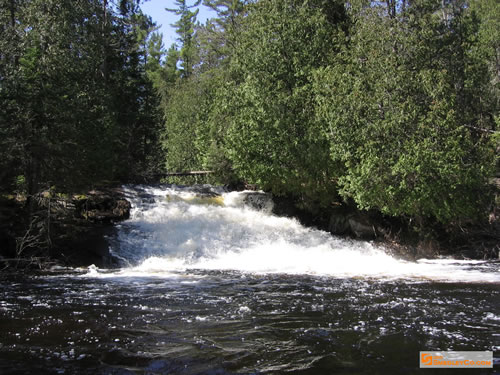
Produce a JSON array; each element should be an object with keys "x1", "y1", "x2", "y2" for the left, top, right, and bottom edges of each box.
[
  {"x1": 93, "y1": 185, "x2": 500, "y2": 283},
  {"x1": 1, "y1": 184, "x2": 499, "y2": 375}
]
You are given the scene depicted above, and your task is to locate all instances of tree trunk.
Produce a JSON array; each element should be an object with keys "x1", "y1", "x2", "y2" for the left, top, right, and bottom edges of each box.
[{"x1": 101, "y1": 0, "x2": 108, "y2": 81}]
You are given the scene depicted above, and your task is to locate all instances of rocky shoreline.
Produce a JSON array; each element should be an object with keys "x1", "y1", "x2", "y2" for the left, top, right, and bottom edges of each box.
[
  {"x1": 270, "y1": 194, "x2": 500, "y2": 261},
  {"x1": 214, "y1": 188, "x2": 499, "y2": 261},
  {"x1": 0, "y1": 188, "x2": 130, "y2": 269},
  {"x1": 1, "y1": 184, "x2": 498, "y2": 271}
]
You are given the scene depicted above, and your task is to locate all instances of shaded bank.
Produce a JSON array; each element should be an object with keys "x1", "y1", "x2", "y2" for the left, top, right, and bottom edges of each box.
[
  {"x1": 0, "y1": 188, "x2": 130, "y2": 269},
  {"x1": 270, "y1": 193, "x2": 500, "y2": 261},
  {"x1": 1, "y1": 182, "x2": 498, "y2": 271}
]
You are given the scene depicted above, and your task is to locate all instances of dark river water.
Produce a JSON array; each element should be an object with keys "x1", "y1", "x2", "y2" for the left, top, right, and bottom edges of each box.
[{"x1": 1, "y1": 185, "x2": 499, "y2": 374}]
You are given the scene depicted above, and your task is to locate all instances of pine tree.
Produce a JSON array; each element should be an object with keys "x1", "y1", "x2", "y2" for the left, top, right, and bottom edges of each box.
[{"x1": 166, "y1": 0, "x2": 201, "y2": 78}]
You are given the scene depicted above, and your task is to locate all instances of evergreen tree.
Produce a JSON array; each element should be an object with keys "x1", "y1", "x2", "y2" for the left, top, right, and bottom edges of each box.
[
  {"x1": 107, "y1": 3, "x2": 166, "y2": 180},
  {"x1": 202, "y1": 0, "x2": 247, "y2": 61},
  {"x1": 0, "y1": 0, "x2": 115, "y2": 193},
  {"x1": 166, "y1": 0, "x2": 201, "y2": 78},
  {"x1": 0, "y1": 0, "x2": 167, "y2": 191},
  {"x1": 314, "y1": 0, "x2": 496, "y2": 222},
  {"x1": 221, "y1": 0, "x2": 348, "y2": 202},
  {"x1": 0, "y1": 0, "x2": 24, "y2": 191}
]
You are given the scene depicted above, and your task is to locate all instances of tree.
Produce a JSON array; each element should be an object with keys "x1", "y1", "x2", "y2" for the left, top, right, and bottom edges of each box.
[
  {"x1": 166, "y1": 0, "x2": 201, "y2": 78},
  {"x1": 470, "y1": 0, "x2": 499, "y2": 176},
  {"x1": 4, "y1": 0, "x2": 115, "y2": 192},
  {"x1": 220, "y1": 0, "x2": 348, "y2": 202},
  {"x1": 0, "y1": 0, "x2": 24, "y2": 191},
  {"x1": 0, "y1": 0, "x2": 167, "y2": 192},
  {"x1": 314, "y1": 0, "x2": 496, "y2": 223},
  {"x1": 107, "y1": 4, "x2": 166, "y2": 180},
  {"x1": 202, "y1": 0, "x2": 247, "y2": 61}
]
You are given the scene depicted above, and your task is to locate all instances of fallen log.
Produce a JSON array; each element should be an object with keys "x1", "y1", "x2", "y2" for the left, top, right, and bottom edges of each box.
[{"x1": 157, "y1": 170, "x2": 214, "y2": 177}]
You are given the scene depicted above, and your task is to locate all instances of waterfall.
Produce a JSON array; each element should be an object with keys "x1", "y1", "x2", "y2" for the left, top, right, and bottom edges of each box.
[{"x1": 97, "y1": 185, "x2": 500, "y2": 283}]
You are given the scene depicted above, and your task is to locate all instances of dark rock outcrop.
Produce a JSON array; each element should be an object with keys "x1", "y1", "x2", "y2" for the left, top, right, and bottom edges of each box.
[
  {"x1": 51, "y1": 221, "x2": 119, "y2": 268},
  {"x1": 272, "y1": 195, "x2": 298, "y2": 218},
  {"x1": 0, "y1": 188, "x2": 131, "y2": 269},
  {"x1": 50, "y1": 188, "x2": 130, "y2": 267},
  {"x1": 348, "y1": 213, "x2": 377, "y2": 239},
  {"x1": 328, "y1": 207, "x2": 351, "y2": 235},
  {"x1": 75, "y1": 190, "x2": 130, "y2": 223},
  {"x1": 242, "y1": 191, "x2": 274, "y2": 212},
  {"x1": 327, "y1": 207, "x2": 378, "y2": 239}
]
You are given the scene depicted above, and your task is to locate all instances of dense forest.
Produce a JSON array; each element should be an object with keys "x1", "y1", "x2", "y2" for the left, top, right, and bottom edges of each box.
[{"x1": 0, "y1": 0, "x2": 499, "y2": 261}]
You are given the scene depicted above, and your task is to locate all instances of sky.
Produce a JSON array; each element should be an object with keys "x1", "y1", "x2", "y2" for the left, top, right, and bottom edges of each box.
[{"x1": 140, "y1": 0, "x2": 217, "y2": 48}]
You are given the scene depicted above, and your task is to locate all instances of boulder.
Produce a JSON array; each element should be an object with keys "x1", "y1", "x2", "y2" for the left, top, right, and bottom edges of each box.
[
  {"x1": 272, "y1": 195, "x2": 298, "y2": 217},
  {"x1": 348, "y1": 214, "x2": 377, "y2": 239},
  {"x1": 328, "y1": 208, "x2": 351, "y2": 235},
  {"x1": 48, "y1": 189, "x2": 131, "y2": 267},
  {"x1": 51, "y1": 222, "x2": 119, "y2": 267},
  {"x1": 75, "y1": 191, "x2": 130, "y2": 223},
  {"x1": 242, "y1": 191, "x2": 274, "y2": 212},
  {"x1": 190, "y1": 184, "x2": 222, "y2": 198}
]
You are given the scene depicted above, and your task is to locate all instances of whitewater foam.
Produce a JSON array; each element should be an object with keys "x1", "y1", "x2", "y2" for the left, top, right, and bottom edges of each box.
[{"x1": 93, "y1": 185, "x2": 499, "y2": 283}]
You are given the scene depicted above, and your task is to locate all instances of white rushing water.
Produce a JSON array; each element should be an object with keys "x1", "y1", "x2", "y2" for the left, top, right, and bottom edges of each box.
[{"x1": 93, "y1": 185, "x2": 499, "y2": 283}]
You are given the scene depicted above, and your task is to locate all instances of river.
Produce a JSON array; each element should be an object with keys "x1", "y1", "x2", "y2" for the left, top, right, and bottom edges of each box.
[{"x1": 0, "y1": 185, "x2": 499, "y2": 374}]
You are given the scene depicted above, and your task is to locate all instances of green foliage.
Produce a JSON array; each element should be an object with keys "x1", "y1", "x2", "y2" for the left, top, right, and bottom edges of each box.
[
  {"x1": 166, "y1": 0, "x2": 201, "y2": 78},
  {"x1": 202, "y1": 0, "x2": 248, "y2": 61},
  {"x1": 219, "y1": 0, "x2": 347, "y2": 202},
  {"x1": 0, "y1": 0, "x2": 166, "y2": 194},
  {"x1": 159, "y1": 0, "x2": 497, "y2": 224},
  {"x1": 107, "y1": 8, "x2": 166, "y2": 180},
  {"x1": 1, "y1": 0, "x2": 496, "y2": 228},
  {"x1": 471, "y1": 0, "x2": 500, "y2": 90},
  {"x1": 314, "y1": 0, "x2": 496, "y2": 222},
  {"x1": 163, "y1": 78, "x2": 203, "y2": 172}
]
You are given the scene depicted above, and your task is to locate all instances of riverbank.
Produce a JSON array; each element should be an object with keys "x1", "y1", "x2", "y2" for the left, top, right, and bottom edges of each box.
[
  {"x1": 0, "y1": 188, "x2": 130, "y2": 270},
  {"x1": 270, "y1": 192, "x2": 500, "y2": 261},
  {"x1": 1, "y1": 183, "x2": 498, "y2": 271}
]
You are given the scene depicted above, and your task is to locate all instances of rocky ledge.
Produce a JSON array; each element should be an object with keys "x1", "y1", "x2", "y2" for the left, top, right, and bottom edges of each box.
[
  {"x1": 0, "y1": 188, "x2": 131, "y2": 269},
  {"x1": 271, "y1": 194, "x2": 500, "y2": 261},
  {"x1": 74, "y1": 189, "x2": 130, "y2": 223}
]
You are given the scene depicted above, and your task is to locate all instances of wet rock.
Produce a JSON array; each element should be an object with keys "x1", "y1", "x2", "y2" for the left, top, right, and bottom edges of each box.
[
  {"x1": 415, "y1": 238, "x2": 439, "y2": 259},
  {"x1": 244, "y1": 183, "x2": 259, "y2": 191},
  {"x1": 52, "y1": 222, "x2": 118, "y2": 267},
  {"x1": 75, "y1": 190, "x2": 130, "y2": 223},
  {"x1": 272, "y1": 195, "x2": 298, "y2": 217},
  {"x1": 49, "y1": 189, "x2": 131, "y2": 266},
  {"x1": 242, "y1": 191, "x2": 274, "y2": 212},
  {"x1": 190, "y1": 184, "x2": 222, "y2": 198},
  {"x1": 348, "y1": 214, "x2": 377, "y2": 239},
  {"x1": 328, "y1": 208, "x2": 351, "y2": 235},
  {"x1": 0, "y1": 188, "x2": 130, "y2": 268}
]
